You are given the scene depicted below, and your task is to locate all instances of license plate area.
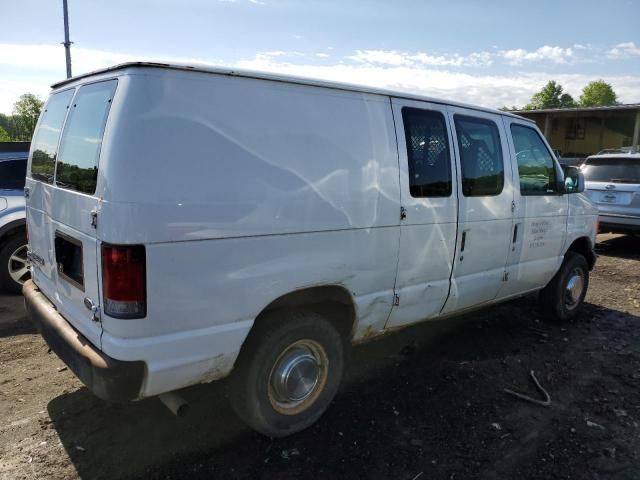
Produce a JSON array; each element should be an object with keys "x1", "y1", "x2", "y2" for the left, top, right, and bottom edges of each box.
[{"x1": 55, "y1": 231, "x2": 85, "y2": 291}]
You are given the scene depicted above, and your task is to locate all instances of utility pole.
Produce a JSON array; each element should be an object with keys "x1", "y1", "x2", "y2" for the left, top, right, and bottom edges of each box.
[{"x1": 62, "y1": 0, "x2": 72, "y2": 78}]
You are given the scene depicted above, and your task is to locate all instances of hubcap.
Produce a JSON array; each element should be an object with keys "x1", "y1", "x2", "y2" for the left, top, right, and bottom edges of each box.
[
  {"x1": 268, "y1": 339, "x2": 328, "y2": 415},
  {"x1": 565, "y1": 268, "x2": 584, "y2": 309},
  {"x1": 8, "y1": 244, "x2": 30, "y2": 286}
]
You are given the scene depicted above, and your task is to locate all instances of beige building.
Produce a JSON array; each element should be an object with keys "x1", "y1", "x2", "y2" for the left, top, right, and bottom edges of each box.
[{"x1": 515, "y1": 104, "x2": 640, "y2": 159}]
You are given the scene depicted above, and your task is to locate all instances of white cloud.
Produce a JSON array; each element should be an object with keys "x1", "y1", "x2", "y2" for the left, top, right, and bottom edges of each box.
[
  {"x1": 500, "y1": 45, "x2": 575, "y2": 65},
  {"x1": 235, "y1": 53, "x2": 640, "y2": 108},
  {"x1": 0, "y1": 43, "x2": 221, "y2": 112},
  {"x1": 0, "y1": 42, "x2": 638, "y2": 114},
  {"x1": 347, "y1": 49, "x2": 493, "y2": 67},
  {"x1": 608, "y1": 41, "x2": 640, "y2": 58}
]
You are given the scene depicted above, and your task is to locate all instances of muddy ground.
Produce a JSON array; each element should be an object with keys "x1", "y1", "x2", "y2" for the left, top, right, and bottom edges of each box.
[{"x1": 0, "y1": 233, "x2": 639, "y2": 480}]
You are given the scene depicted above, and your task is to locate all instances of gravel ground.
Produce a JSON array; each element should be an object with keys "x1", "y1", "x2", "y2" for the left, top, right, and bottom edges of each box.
[{"x1": 0, "y1": 233, "x2": 639, "y2": 480}]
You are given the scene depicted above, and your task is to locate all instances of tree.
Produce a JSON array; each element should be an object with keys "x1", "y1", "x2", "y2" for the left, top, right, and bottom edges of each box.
[
  {"x1": 579, "y1": 80, "x2": 618, "y2": 107},
  {"x1": 12, "y1": 93, "x2": 44, "y2": 141},
  {"x1": 0, "y1": 126, "x2": 10, "y2": 142},
  {"x1": 523, "y1": 81, "x2": 576, "y2": 110}
]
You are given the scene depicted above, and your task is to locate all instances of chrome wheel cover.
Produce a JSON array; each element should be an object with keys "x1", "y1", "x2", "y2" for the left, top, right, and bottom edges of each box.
[
  {"x1": 565, "y1": 267, "x2": 585, "y2": 310},
  {"x1": 268, "y1": 339, "x2": 329, "y2": 415},
  {"x1": 8, "y1": 244, "x2": 30, "y2": 286}
]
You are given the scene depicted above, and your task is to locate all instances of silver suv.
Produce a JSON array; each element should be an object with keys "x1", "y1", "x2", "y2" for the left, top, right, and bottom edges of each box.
[
  {"x1": 0, "y1": 143, "x2": 29, "y2": 293},
  {"x1": 582, "y1": 150, "x2": 640, "y2": 235}
]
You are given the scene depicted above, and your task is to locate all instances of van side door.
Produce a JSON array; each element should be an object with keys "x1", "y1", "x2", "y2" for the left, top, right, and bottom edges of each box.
[
  {"x1": 385, "y1": 99, "x2": 458, "y2": 328},
  {"x1": 497, "y1": 117, "x2": 568, "y2": 298},
  {"x1": 441, "y1": 108, "x2": 515, "y2": 314}
]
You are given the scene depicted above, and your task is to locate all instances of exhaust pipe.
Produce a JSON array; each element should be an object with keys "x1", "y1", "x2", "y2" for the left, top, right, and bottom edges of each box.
[{"x1": 159, "y1": 392, "x2": 190, "y2": 417}]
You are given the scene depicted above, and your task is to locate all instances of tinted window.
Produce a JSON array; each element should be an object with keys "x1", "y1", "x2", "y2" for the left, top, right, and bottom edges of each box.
[
  {"x1": 402, "y1": 108, "x2": 452, "y2": 197},
  {"x1": 582, "y1": 157, "x2": 640, "y2": 183},
  {"x1": 510, "y1": 124, "x2": 558, "y2": 195},
  {"x1": 454, "y1": 115, "x2": 504, "y2": 196},
  {"x1": 30, "y1": 90, "x2": 74, "y2": 183},
  {"x1": 0, "y1": 159, "x2": 28, "y2": 190},
  {"x1": 56, "y1": 80, "x2": 117, "y2": 194}
]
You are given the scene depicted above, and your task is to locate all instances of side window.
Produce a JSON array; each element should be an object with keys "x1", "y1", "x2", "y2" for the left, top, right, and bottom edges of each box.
[
  {"x1": 454, "y1": 115, "x2": 504, "y2": 197},
  {"x1": 29, "y1": 89, "x2": 74, "y2": 184},
  {"x1": 0, "y1": 159, "x2": 28, "y2": 190},
  {"x1": 402, "y1": 107, "x2": 452, "y2": 197},
  {"x1": 510, "y1": 124, "x2": 557, "y2": 195},
  {"x1": 56, "y1": 80, "x2": 117, "y2": 195}
]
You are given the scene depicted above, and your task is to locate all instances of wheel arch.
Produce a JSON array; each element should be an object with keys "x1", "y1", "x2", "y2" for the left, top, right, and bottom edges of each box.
[
  {"x1": 252, "y1": 285, "x2": 357, "y2": 341},
  {"x1": 0, "y1": 218, "x2": 26, "y2": 245},
  {"x1": 565, "y1": 236, "x2": 596, "y2": 270}
]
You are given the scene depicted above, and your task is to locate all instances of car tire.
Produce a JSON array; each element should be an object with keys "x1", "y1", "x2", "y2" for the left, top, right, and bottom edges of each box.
[
  {"x1": 0, "y1": 233, "x2": 30, "y2": 295},
  {"x1": 539, "y1": 252, "x2": 589, "y2": 322},
  {"x1": 228, "y1": 309, "x2": 345, "y2": 437}
]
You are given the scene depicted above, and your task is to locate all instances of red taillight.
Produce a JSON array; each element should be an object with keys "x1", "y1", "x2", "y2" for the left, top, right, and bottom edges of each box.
[{"x1": 101, "y1": 244, "x2": 146, "y2": 319}]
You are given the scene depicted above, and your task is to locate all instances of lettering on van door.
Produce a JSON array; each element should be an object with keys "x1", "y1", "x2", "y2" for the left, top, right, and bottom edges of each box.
[{"x1": 529, "y1": 220, "x2": 550, "y2": 249}]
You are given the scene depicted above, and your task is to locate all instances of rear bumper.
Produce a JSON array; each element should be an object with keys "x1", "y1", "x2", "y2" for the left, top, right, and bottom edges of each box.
[
  {"x1": 598, "y1": 213, "x2": 640, "y2": 234},
  {"x1": 23, "y1": 279, "x2": 145, "y2": 403}
]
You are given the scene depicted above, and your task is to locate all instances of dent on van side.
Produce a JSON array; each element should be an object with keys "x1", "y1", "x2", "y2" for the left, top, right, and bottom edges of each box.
[{"x1": 23, "y1": 63, "x2": 598, "y2": 437}]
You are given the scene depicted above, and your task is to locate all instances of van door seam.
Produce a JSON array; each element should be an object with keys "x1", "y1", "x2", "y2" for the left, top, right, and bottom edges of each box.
[{"x1": 387, "y1": 97, "x2": 403, "y2": 320}]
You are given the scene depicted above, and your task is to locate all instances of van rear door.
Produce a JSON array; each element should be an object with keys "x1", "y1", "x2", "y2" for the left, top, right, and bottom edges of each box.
[{"x1": 27, "y1": 80, "x2": 117, "y2": 348}]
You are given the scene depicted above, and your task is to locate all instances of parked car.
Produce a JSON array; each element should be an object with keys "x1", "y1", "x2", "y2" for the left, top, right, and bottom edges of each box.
[
  {"x1": 23, "y1": 63, "x2": 598, "y2": 437},
  {"x1": 582, "y1": 151, "x2": 640, "y2": 234},
  {"x1": 0, "y1": 142, "x2": 30, "y2": 293}
]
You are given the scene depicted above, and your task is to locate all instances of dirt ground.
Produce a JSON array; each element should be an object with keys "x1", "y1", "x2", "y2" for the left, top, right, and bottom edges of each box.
[{"x1": 1, "y1": 234, "x2": 639, "y2": 480}]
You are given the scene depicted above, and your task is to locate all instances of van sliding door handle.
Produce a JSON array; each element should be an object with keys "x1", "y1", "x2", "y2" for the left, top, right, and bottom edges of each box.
[
  {"x1": 459, "y1": 230, "x2": 468, "y2": 261},
  {"x1": 512, "y1": 224, "x2": 519, "y2": 243}
]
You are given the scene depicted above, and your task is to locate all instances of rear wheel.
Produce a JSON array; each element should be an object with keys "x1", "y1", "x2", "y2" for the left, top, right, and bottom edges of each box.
[
  {"x1": 540, "y1": 252, "x2": 589, "y2": 322},
  {"x1": 0, "y1": 233, "x2": 30, "y2": 294},
  {"x1": 229, "y1": 310, "x2": 345, "y2": 437}
]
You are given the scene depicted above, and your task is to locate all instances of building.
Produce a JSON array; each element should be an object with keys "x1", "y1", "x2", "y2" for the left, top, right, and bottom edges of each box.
[{"x1": 514, "y1": 104, "x2": 640, "y2": 161}]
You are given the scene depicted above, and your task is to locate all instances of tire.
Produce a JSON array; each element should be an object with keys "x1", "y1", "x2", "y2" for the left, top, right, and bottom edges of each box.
[
  {"x1": 0, "y1": 233, "x2": 30, "y2": 295},
  {"x1": 540, "y1": 252, "x2": 589, "y2": 322},
  {"x1": 228, "y1": 309, "x2": 345, "y2": 437}
]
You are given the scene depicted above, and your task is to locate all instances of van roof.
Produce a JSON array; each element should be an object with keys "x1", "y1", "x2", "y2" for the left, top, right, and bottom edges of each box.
[{"x1": 51, "y1": 62, "x2": 530, "y2": 122}]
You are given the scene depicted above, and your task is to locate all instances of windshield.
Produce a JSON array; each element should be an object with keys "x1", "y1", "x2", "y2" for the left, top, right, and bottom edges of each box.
[{"x1": 582, "y1": 157, "x2": 640, "y2": 183}]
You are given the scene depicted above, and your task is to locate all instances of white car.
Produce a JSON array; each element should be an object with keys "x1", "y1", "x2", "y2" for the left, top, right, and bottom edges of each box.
[
  {"x1": 582, "y1": 151, "x2": 640, "y2": 234},
  {"x1": 0, "y1": 146, "x2": 30, "y2": 293},
  {"x1": 23, "y1": 63, "x2": 598, "y2": 437}
]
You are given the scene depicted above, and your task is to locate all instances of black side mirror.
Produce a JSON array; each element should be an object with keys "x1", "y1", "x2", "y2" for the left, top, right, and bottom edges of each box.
[{"x1": 561, "y1": 166, "x2": 585, "y2": 194}]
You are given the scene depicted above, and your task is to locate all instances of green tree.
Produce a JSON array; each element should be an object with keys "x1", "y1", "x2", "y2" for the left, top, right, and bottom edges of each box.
[
  {"x1": 579, "y1": 80, "x2": 618, "y2": 107},
  {"x1": 0, "y1": 126, "x2": 10, "y2": 142},
  {"x1": 12, "y1": 93, "x2": 44, "y2": 140},
  {"x1": 523, "y1": 81, "x2": 576, "y2": 110}
]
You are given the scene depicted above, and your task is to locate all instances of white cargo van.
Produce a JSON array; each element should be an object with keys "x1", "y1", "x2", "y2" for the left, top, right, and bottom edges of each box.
[{"x1": 24, "y1": 62, "x2": 598, "y2": 437}]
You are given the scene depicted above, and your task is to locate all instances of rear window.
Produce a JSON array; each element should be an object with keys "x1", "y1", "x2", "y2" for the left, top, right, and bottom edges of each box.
[
  {"x1": 0, "y1": 159, "x2": 28, "y2": 190},
  {"x1": 29, "y1": 89, "x2": 74, "y2": 183},
  {"x1": 582, "y1": 157, "x2": 640, "y2": 183},
  {"x1": 55, "y1": 80, "x2": 117, "y2": 194}
]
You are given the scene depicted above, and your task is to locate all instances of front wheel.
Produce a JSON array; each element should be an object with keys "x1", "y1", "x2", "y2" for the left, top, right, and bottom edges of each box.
[
  {"x1": 540, "y1": 252, "x2": 589, "y2": 322},
  {"x1": 228, "y1": 310, "x2": 345, "y2": 437}
]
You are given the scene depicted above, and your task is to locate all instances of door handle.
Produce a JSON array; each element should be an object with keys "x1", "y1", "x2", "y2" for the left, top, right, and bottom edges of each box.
[
  {"x1": 459, "y1": 230, "x2": 468, "y2": 261},
  {"x1": 512, "y1": 224, "x2": 519, "y2": 251}
]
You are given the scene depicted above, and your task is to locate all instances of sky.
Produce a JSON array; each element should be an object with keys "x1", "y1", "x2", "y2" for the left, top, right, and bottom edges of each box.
[{"x1": 1, "y1": 0, "x2": 639, "y2": 114}]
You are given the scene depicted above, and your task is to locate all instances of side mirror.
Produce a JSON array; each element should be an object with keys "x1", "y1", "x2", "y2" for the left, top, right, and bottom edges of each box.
[{"x1": 561, "y1": 166, "x2": 585, "y2": 194}]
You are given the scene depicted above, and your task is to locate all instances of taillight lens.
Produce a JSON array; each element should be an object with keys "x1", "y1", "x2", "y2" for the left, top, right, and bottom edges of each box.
[{"x1": 101, "y1": 244, "x2": 146, "y2": 319}]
